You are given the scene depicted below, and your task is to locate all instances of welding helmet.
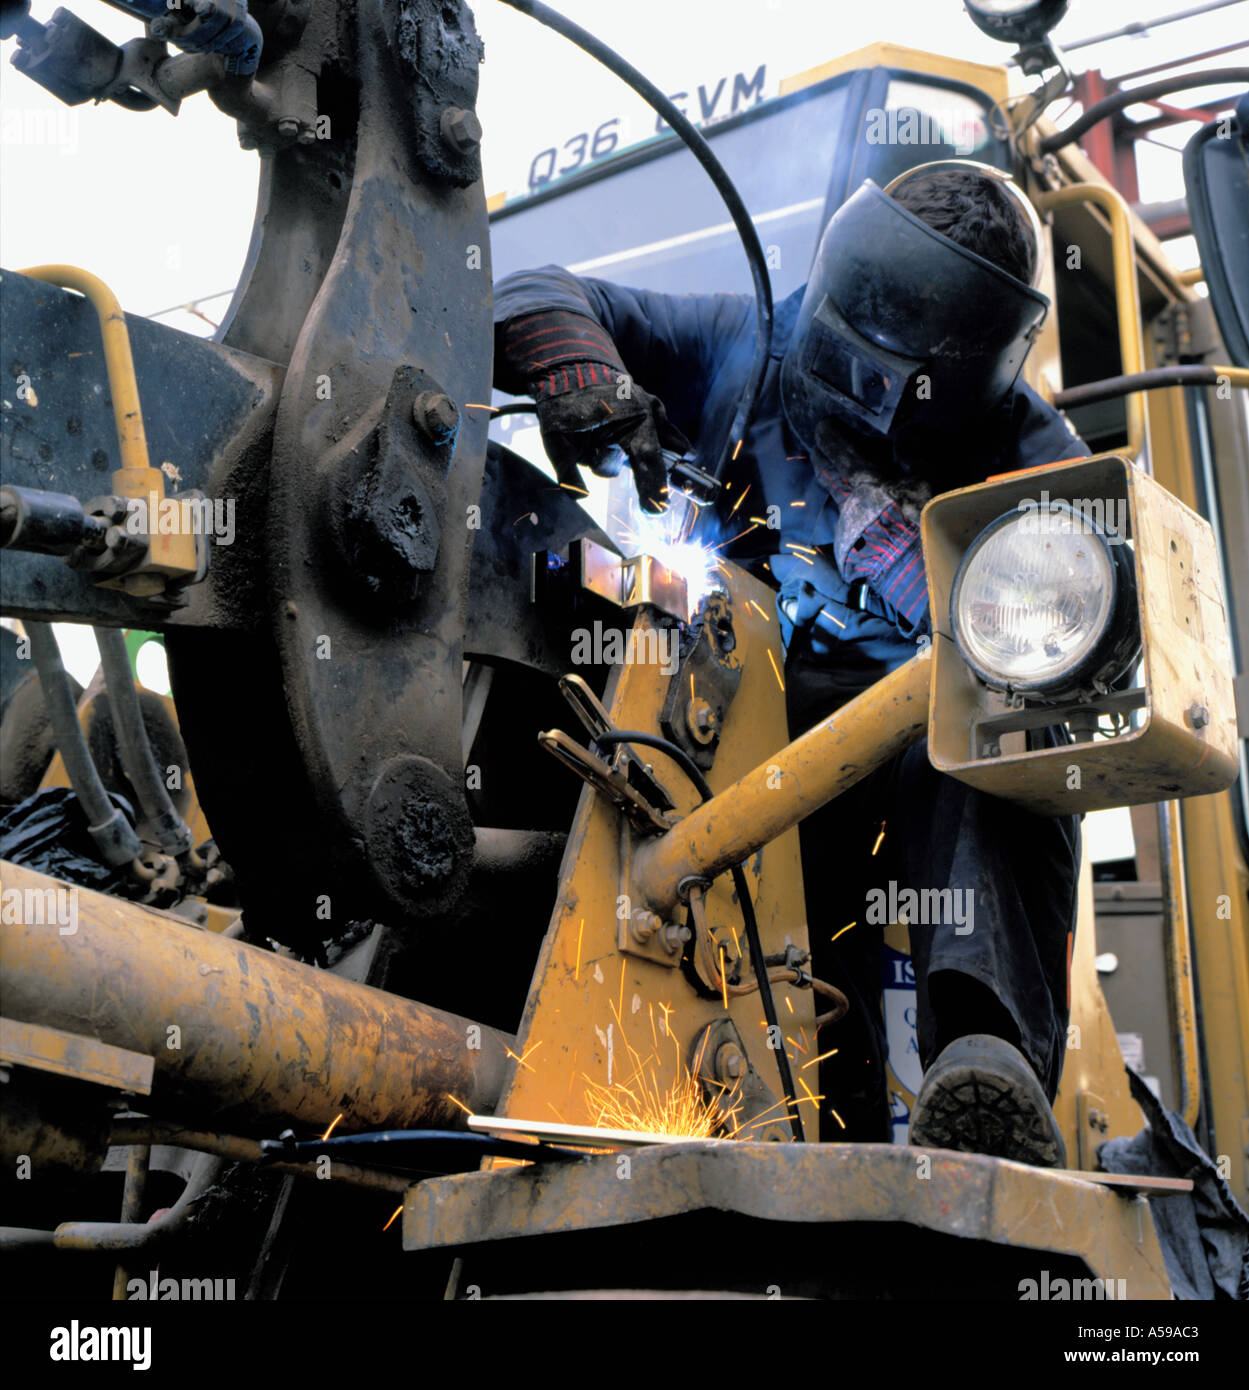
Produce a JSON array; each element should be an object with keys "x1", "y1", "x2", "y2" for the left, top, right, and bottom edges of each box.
[{"x1": 780, "y1": 161, "x2": 1050, "y2": 443}]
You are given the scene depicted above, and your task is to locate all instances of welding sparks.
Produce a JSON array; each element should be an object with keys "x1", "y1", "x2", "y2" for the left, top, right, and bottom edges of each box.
[
  {"x1": 830, "y1": 921, "x2": 856, "y2": 943},
  {"x1": 320, "y1": 1112, "x2": 344, "y2": 1142},
  {"x1": 574, "y1": 917, "x2": 585, "y2": 980},
  {"x1": 871, "y1": 823, "x2": 886, "y2": 856},
  {"x1": 829, "y1": 1107, "x2": 847, "y2": 1130},
  {"x1": 463, "y1": 402, "x2": 499, "y2": 412},
  {"x1": 713, "y1": 523, "x2": 760, "y2": 552},
  {"x1": 719, "y1": 945, "x2": 729, "y2": 1011},
  {"x1": 747, "y1": 599, "x2": 770, "y2": 622},
  {"x1": 505, "y1": 1041, "x2": 543, "y2": 1074},
  {"x1": 729, "y1": 482, "x2": 751, "y2": 517},
  {"x1": 382, "y1": 1205, "x2": 403, "y2": 1231},
  {"x1": 783, "y1": 995, "x2": 794, "y2": 1015},
  {"x1": 445, "y1": 1093, "x2": 473, "y2": 1117},
  {"x1": 766, "y1": 648, "x2": 785, "y2": 692},
  {"x1": 581, "y1": 1014, "x2": 739, "y2": 1140},
  {"x1": 802, "y1": 1047, "x2": 839, "y2": 1070},
  {"x1": 732, "y1": 438, "x2": 743, "y2": 460}
]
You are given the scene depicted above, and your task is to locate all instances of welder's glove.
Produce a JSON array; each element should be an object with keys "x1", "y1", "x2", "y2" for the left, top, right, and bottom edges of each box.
[
  {"x1": 496, "y1": 309, "x2": 690, "y2": 513},
  {"x1": 534, "y1": 379, "x2": 691, "y2": 514}
]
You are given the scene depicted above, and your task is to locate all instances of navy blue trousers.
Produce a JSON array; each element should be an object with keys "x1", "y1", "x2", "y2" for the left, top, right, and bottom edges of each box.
[{"x1": 787, "y1": 652, "x2": 1081, "y2": 1142}]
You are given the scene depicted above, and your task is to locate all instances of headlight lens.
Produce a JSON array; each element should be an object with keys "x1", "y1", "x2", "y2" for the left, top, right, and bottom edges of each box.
[{"x1": 951, "y1": 502, "x2": 1137, "y2": 698}]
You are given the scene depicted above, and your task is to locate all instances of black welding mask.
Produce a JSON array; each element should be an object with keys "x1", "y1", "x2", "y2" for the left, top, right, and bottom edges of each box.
[{"x1": 781, "y1": 162, "x2": 1050, "y2": 444}]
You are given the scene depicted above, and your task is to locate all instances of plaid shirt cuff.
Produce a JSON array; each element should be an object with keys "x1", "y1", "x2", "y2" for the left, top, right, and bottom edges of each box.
[
  {"x1": 873, "y1": 533, "x2": 928, "y2": 627},
  {"x1": 840, "y1": 502, "x2": 928, "y2": 627}
]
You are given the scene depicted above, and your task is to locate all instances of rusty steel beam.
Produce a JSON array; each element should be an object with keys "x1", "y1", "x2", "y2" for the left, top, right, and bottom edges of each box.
[
  {"x1": 631, "y1": 654, "x2": 931, "y2": 914},
  {"x1": 0, "y1": 862, "x2": 514, "y2": 1135}
]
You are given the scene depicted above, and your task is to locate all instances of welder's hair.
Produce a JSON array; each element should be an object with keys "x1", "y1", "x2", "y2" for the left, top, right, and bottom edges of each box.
[{"x1": 890, "y1": 169, "x2": 1037, "y2": 286}]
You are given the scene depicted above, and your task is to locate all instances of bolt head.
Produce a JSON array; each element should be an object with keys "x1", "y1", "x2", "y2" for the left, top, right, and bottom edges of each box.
[
  {"x1": 439, "y1": 105, "x2": 482, "y2": 154},
  {"x1": 716, "y1": 1043, "x2": 745, "y2": 1082},
  {"x1": 1187, "y1": 703, "x2": 1210, "y2": 729},
  {"x1": 276, "y1": 118, "x2": 299, "y2": 139},
  {"x1": 413, "y1": 391, "x2": 460, "y2": 445}
]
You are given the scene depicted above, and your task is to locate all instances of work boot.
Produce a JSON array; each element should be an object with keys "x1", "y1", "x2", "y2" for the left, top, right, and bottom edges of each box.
[{"x1": 908, "y1": 1033, "x2": 1067, "y2": 1168}]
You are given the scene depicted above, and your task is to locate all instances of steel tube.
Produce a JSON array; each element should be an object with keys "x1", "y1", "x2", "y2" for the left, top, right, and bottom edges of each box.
[
  {"x1": 0, "y1": 862, "x2": 515, "y2": 1134},
  {"x1": 632, "y1": 655, "x2": 932, "y2": 914},
  {"x1": 1035, "y1": 185, "x2": 1147, "y2": 461}
]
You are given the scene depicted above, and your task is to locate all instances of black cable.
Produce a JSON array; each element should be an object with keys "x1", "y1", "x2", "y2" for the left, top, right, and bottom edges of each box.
[
  {"x1": 590, "y1": 729, "x2": 805, "y2": 1142},
  {"x1": 496, "y1": 0, "x2": 774, "y2": 488},
  {"x1": 95, "y1": 626, "x2": 193, "y2": 857},
  {"x1": 491, "y1": 400, "x2": 539, "y2": 417},
  {"x1": 27, "y1": 621, "x2": 143, "y2": 868},
  {"x1": 1038, "y1": 67, "x2": 1249, "y2": 154},
  {"x1": 260, "y1": 1130, "x2": 583, "y2": 1175},
  {"x1": 1052, "y1": 365, "x2": 1245, "y2": 409}
]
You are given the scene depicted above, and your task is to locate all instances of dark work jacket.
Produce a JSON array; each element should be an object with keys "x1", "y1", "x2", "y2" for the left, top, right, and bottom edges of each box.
[{"x1": 494, "y1": 266, "x2": 1088, "y2": 705}]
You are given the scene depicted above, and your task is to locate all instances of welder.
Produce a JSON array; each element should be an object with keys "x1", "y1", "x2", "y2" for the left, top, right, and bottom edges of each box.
[{"x1": 493, "y1": 162, "x2": 1087, "y2": 1166}]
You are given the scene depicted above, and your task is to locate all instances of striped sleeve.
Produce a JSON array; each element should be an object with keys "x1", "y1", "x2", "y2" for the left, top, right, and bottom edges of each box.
[
  {"x1": 498, "y1": 309, "x2": 626, "y2": 398},
  {"x1": 840, "y1": 502, "x2": 929, "y2": 627}
]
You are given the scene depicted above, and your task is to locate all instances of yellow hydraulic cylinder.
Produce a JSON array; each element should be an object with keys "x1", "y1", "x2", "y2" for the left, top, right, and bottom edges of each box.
[
  {"x1": 0, "y1": 861, "x2": 513, "y2": 1135},
  {"x1": 632, "y1": 653, "x2": 932, "y2": 915}
]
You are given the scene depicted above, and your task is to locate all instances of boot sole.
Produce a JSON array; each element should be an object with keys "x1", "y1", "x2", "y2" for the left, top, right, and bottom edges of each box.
[{"x1": 909, "y1": 1033, "x2": 1067, "y2": 1168}]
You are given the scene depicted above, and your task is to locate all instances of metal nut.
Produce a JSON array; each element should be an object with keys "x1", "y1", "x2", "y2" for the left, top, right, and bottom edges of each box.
[
  {"x1": 439, "y1": 105, "x2": 482, "y2": 155},
  {"x1": 715, "y1": 1043, "x2": 745, "y2": 1082},
  {"x1": 660, "y1": 922, "x2": 690, "y2": 955},
  {"x1": 276, "y1": 118, "x2": 300, "y2": 139},
  {"x1": 630, "y1": 909, "x2": 662, "y2": 944},
  {"x1": 412, "y1": 391, "x2": 460, "y2": 445},
  {"x1": 1186, "y1": 703, "x2": 1209, "y2": 729}
]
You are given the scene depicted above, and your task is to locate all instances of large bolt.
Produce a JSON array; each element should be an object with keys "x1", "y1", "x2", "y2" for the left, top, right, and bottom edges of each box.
[
  {"x1": 630, "y1": 908, "x2": 662, "y2": 944},
  {"x1": 715, "y1": 1042, "x2": 745, "y2": 1082},
  {"x1": 686, "y1": 696, "x2": 718, "y2": 746},
  {"x1": 660, "y1": 922, "x2": 691, "y2": 956},
  {"x1": 413, "y1": 391, "x2": 460, "y2": 446},
  {"x1": 439, "y1": 105, "x2": 482, "y2": 155}
]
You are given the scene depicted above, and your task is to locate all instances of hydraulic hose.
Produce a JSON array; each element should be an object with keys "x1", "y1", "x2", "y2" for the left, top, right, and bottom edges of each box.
[
  {"x1": 496, "y1": 0, "x2": 774, "y2": 487},
  {"x1": 94, "y1": 625, "x2": 193, "y2": 857},
  {"x1": 590, "y1": 728, "x2": 805, "y2": 1142},
  {"x1": 26, "y1": 622, "x2": 143, "y2": 867},
  {"x1": 1038, "y1": 68, "x2": 1249, "y2": 154},
  {"x1": 260, "y1": 1129, "x2": 583, "y2": 1174}
]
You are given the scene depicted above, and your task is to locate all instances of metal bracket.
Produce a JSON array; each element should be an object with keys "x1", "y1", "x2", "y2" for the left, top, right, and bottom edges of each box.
[
  {"x1": 690, "y1": 1017, "x2": 789, "y2": 1143},
  {"x1": 660, "y1": 590, "x2": 742, "y2": 770}
]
